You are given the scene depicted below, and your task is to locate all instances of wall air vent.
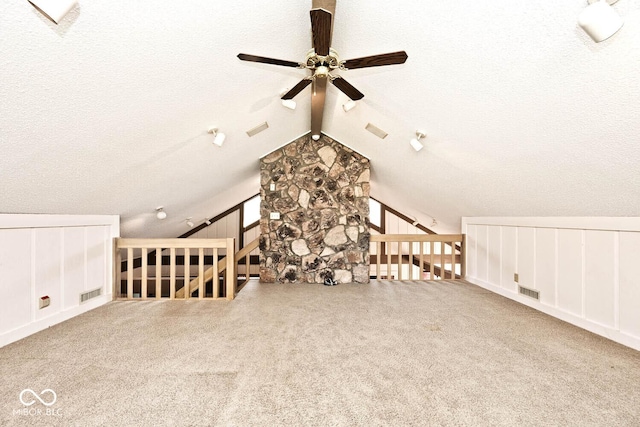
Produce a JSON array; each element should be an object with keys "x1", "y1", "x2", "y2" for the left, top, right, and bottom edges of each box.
[
  {"x1": 518, "y1": 285, "x2": 540, "y2": 301},
  {"x1": 80, "y1": 288, "x2": 102, "y2": 304}
]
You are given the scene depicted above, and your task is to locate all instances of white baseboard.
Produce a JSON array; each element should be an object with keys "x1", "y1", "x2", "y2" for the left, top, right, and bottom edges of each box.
[
  {"x1": 0, "y1": 294, "x2": 111, "y2": 348},
  {"x1": 466, "y1": 276, "x2": 640, "y2": 352}
]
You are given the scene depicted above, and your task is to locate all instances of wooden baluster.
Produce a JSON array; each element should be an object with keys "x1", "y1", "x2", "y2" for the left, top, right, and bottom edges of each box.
[
  {"x1": 430, "y1": 241, "x2": 435, "y2": 279},
  {"x1": 376, "y1": 241, "x2": 381, "y2": 279},
  {"x1": 141, "y1": 248, "x2": 147, "y2": 299},
  {"x1": 114, "y1": 244, "x2": 122, "y2": 299},
  {"x1": 441, "y1": 241, "x2": 445, "y2": 280},
  {"x1": 155, "y1": 248, "x2": 162, "y2": 299},
  {"x1": 127, "y1": 248, "x2": 133, "y2": 299},
  {"x1": 213, "y1": 248, "x2": 219, "y2": 299},
  {"x1": 397, "y1": 240, "x2": 402, "y2": 281},
  {"x1": 387, "y1": 241, "x2": 391, "y2": 280},
  {"x1": 170, "y1": 247, "x2": 176, "y2": 299},
  {"x1": 184, "y1": 248, "x2": 190, "y2": 299},
  {"x1": 409, "y1": 240, "x2": 414, "y2": 280},
  {"x1": 198, "y1": 248, "x2": 204, "y2": 299},
  {"x1": 419, "y1": 242, "x2": 425, "y2": 281}
]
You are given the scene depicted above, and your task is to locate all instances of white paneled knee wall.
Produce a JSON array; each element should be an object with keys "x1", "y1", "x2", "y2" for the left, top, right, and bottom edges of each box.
[
  {"x1": 0, "y1": 214, "x2": 119, "y2": 347},
  {"x1": 462, "y1": 217, "x2": 640, "y2": 351}
]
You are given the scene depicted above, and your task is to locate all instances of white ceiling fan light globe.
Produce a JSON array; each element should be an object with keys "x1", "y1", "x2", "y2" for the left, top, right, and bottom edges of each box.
[{"x1": 578, "y1": 0, "x2": 623, "y2": 43}]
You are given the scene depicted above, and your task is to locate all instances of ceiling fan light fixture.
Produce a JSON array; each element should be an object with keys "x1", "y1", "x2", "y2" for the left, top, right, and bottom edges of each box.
[
  {"x1": 342, "y1": 100, "x2": 357, "y2": 112},
  {"x1": 578, "y1": 0, "x2": 623, "y2": 43},
  {"x1": 282, "y1": 99, "x2": 297, "y2": 110},
  {"x1": 155, "y1": 207, "x2": 167, "y2": 220},
  {"x1": 28, "y1": 0, "x2": 77, "y2": 24},
  {"x1": 208, "y1": 127, "x2": 226, "y2": 146}
]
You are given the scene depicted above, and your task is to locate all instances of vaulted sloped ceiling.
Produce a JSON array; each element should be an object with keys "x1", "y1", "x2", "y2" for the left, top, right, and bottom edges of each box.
[{"x1": 1, "y1": 0, "x2": 639, "y2": 238}]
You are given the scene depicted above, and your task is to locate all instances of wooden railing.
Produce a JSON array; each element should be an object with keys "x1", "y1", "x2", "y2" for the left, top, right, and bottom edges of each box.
[
  {"x1": 370, "y1": 234, "x2": 465, "y2": 280},
  {"x1": 114, "y1": 238, "x2": 236, "y2": 300},
  {"x1": 175, "y1": 237, "x2": 260, "y2": 298}
]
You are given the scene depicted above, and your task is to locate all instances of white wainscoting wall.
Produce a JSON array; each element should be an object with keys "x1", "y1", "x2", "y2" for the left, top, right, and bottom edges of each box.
[
  {"x1": 462, "y1": 217, "x2": 640, "y2": 351},
  {"x1": 0, "y1": 214, "x2": 119, "y2": 347}
]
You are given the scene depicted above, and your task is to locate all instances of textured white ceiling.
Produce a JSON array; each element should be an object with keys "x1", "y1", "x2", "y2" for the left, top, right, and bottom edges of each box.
[{"x1": 1, "y1": 0, "x2": 639, "y2": 238}]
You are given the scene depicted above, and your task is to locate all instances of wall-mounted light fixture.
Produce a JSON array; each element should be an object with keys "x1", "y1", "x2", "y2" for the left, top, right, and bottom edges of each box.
[
  {"x1": 578, "y1": 0, "x2": 623, "y2": 43},
  {"x1": 410, "y1": 130, "x2": 426, "y2": 152},
  {"x1": 208, "y1": 127, "x2": 226, "y2": 146},
  {"x1": 343, "y1": 100, "x2": 357, "y2": 112},
  {"x1": 28, "y1": 0, "x2": 77, "y2": 24},
  {"x1": 156, "y1": 207, "x2": 167, "y2": 220}
]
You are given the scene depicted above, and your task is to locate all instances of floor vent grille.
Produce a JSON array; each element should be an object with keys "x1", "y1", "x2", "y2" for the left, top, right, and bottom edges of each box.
[
  {"x1": 518, "y1": 285, "x2": 540, "y2": 300},
  {"x1": 80, "y1": 288, "x2": 102, "y2": 304}
]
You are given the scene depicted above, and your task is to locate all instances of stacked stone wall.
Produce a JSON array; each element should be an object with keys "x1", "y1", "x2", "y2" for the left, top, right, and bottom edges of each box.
[{"x1": 259, "y1": 134, "x2": 370, "y2": 283}]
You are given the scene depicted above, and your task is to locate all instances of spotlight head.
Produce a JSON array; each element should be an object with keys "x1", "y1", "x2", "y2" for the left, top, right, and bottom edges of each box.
[
  {"x1": 28, "y1": 0, "x2": 77, "y2": 24},
  {"x1": 312, "y1": 134, "x2": 321, "y2": 141},
  {"x1": 343, "y1": 100, "x2": 357, "y2": 112},
  {"x1": 410, "y1": 138, "x2": 424, "y2": 152},
  {"x1": 155, "y1": 207, "x2": 167, "y2": 220},
  {"x1": 185, "y1": 217, "x2": 194, "y2": 228},
  {"x1": 204, "y1": 219, "x2": 212, "y2": 226},
  {"x1": 208, "y1": 127, "x2": 226, "y2": 146},
  {"x1": 578, "y1": 0, "x2": 623, "y2": 43}
]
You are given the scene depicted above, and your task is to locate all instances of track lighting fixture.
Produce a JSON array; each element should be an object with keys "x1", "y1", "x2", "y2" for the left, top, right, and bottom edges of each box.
[
  {"x1": 204, "y1": 218, "x2": 212, "y2": 226},
  {"x1": 28, "y1": 0, "x2": 77, "y2": 24},
  {"x1": 185, "y1": 218, "x2": 194, "y2": 228},
  {"x1": 578, "y1": 0, "x2": 623, "y2": 43},
  {"x1": 410, "y1": 130, "x2": 426, "y2": 152},
  {"x1": 342, "y1": 100, "x2": 357, "y2": 112},
  {"x1": 155, "y1": 207, "x2": 167, "y2": 220},
  {"x1": 208, "y1": 127, "x2": 226, "y2": 146}
]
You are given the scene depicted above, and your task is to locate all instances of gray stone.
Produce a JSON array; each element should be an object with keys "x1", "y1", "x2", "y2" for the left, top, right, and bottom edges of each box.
[
  {"x1": 353, "y1": 265, "x2": 370, "y2": 283},
  {"x1": 333, "y1": 269, "x2": 353, "y2": 284},
  {"x1": 318, "y1": 146, "x2": 337, "y2": 168},
  {"x1": 291, "y1": 239, "x2": 310, "y2": 256},
  {"x1": 298, "y1": 189, "x2": 310, "y2": 209},
  {"x1": 320, "y1": 247, "x2": 335, "y2": 257},
  {"x1": 346, "y1": 226, "x2": 359, "y2": 242},
  {"x1": 324, "y1": 226, "x2": 348, "y2": 246}
]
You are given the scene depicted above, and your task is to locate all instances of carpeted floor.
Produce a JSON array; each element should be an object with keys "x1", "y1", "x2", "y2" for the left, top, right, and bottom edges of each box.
[{"x1": 1, "y1": 280, "x2": 639, "y2": 426}]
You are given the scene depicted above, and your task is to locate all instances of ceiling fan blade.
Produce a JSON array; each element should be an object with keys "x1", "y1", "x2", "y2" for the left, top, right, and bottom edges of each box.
[
  {"x1": 310, "y1": 78, "x2": 327, "y2": 138},
  {"x1": 341, "y1": 51, "x2": 408, "y2": 70},
  {"x1": 281, "y1": 79, "x2": 313, "y2": 100},
  {"x1": 331, "y1": 76, "x2": 364, "y2": 100},
  {"x1": 310, "y1": 8, "x2": 332, "y2": 56},
  {"x1": 237, "y1": 53, "x2": 301, "y2": 68}
]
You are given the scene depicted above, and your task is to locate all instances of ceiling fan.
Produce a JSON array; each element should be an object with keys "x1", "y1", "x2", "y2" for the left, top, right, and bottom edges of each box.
[{"x1": 237, "y1": 0, "x2": 407, "y2": 140}]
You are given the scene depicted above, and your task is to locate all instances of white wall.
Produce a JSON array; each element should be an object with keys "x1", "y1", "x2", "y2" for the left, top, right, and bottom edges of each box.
[
  {"x1": 462, "y1": 217, "x2": 640, "y2": 351},
  {"x1": 0, "y1": 214, "x2": 119, "y2": 347}
]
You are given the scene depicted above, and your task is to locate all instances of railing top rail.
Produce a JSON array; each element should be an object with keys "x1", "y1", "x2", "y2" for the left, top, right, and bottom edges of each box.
[
  {"x1": 370, "y1": 234, "x2": 464, "y2": 242},
  {"x1": 116, "y1": 238, "x2": 233, "y2": 249}
]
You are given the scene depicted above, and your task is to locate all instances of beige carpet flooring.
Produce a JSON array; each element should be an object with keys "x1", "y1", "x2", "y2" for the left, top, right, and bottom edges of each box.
[{"x1": 1, "y1": 279, "x2": 639, "y2": 426}]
